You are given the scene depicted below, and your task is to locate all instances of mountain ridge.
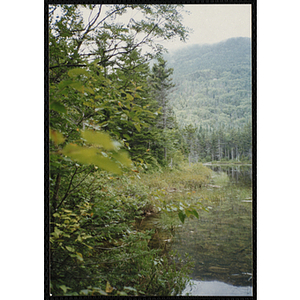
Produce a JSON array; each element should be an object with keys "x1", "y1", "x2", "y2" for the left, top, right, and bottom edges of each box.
[{"x1": 163, "y1": 37, "x2": 252, "y2": 130}]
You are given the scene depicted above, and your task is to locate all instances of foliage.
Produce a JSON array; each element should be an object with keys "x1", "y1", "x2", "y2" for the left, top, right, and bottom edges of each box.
[
  {"x1": 48, "y1": 4, "x2": 195, "y2": 297},
  {"x1": 50, "y1": 169, "x2": 200, "y2": 296}
]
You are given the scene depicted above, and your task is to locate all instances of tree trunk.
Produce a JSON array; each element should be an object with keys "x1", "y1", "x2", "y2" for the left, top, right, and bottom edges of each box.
[
  {"x1": 236, "y1": 145, "x2": 239, "y2": 161},
  {"x1": 51, "y1": 173, "x2": 61, "y2": 233}
]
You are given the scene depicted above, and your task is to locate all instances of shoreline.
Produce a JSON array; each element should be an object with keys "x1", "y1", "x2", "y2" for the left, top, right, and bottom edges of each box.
[{"x1": 202, "y1": 162, "x2": 252, "y2": 166}]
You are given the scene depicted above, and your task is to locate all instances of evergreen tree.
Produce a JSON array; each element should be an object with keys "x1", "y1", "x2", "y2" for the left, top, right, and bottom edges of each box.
[{"x1": 149, "y1": 57, "x2": 177, "y2": 162}]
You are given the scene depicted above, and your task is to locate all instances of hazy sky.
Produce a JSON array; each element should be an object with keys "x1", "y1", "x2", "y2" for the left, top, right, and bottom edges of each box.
[
  {"x1": 162, "y1": 4, "x2": 251, "y2": 51},
  {"x1": 79, "y1": 4, "x2": 252, "y2": 53}
]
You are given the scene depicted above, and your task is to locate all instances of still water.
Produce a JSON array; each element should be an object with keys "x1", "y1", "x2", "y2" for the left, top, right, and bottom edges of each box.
[
  {"x1": 178, "y1": 165, "x2": 253, "y2": 296},
  {"x1": 183, "y1": 279, "x2": 252, "y2": 296},
  {"x1": 142, "y1": 164, "x2": 253, "y2": 296}
]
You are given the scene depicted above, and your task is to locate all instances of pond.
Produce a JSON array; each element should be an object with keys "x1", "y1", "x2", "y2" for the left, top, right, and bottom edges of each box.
[{"x1": 140, "y1": 164, "x2": 253, "y2": 296}]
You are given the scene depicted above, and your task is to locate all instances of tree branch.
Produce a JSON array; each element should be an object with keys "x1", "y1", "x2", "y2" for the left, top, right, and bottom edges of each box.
[
  {"x1": 56, "y1": 167, "x2": 95, "y2": 211},
  {"x1": 76, "y1": 5, "x2": 103, "y2": 54},
  {"x1": 49, "y1": 63, "x2": 87, "y2": 70},
  {"x1": 51, "y1": 173, "x2": 61, "y2": 211},
  {"x1": 56, "y1": 165, "x2": 78, "y2": 210}
]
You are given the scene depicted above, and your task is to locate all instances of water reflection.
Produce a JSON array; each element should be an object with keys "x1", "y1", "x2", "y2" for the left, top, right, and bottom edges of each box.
[
  {"x1": 183, "y1": 280, "x2": 253, "y2": 296},
  {"x1": 139, "y1": 164, "x2": 253, "y2": 296},
  {"x1": 209, "y1": 164, "x2": 252, "y2": 187},
  {"x1": 173, "y1": 164, "x2": 253, "y2": 295}
]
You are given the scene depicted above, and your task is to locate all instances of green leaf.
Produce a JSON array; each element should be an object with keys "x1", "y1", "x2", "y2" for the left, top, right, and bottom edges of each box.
[
  {"x1": 65, "y1": 246, "x2": 75, "y2": 252},
  {"x1": 190, "y1": 209, "x2": 199, "y2": 219},
  {"x1": 69, "y1": 82, "x2": 84, "y2": 93},
  {"x1": 76, "y1": 252, "x2": 83, "y2": 261},
  {"x1": 50, "y1": 101, "x2": 67, "y2": 114},
  {"x1": 83, "y1": 101, "x2": 96, "y2": 108},
  {"x1": 62, "y1": 144, "x2": 122, "y2": 174},
  {"x1": 93, "y1": 155, "x2": 122, "y2": 174},
  {"x1": 124, "y1": 286, "x2": 137, "y2": 292},
  {"x1": 198, "y1": 202, "x2": 209, "y2": 212},
  {"x1": 62, "y1": 144, "x2": 97, "y2": 163},
  {"x1": 57, "y1": 79, "x2": 73, "y2": 90},
  {"x1": 82, "y1": 242, "x2": 93, "y2": 250},
  {"x1": 185, "y1": 208, "x2": 199, "y2": 219},
  {"x1": 81, "y1": 130, "x2": 116, "y2": 150},
  {"x1": 68, "y1": 68, "x2": 89, "y2": 77},
  {"x1": 50, "y1": 130, "x2": 65, "y2": 145},
  {"x1": 178, "y1": 211, "x2": 187, "y2": 224},
  {"x1": 59, "y1": 285, "x2": 70, "y2": 294},
  {"x1": 84, "y1": 86, "x2": 95, "y2": 94},
  {"x1": 134, "y1": 123, "x2": 141, "y2": 132},
  {"x1": 105, "y1": 281, "x2": 114, "y2": 293},
  {"x1": 52, "y1": 227, "x2": 62, "y2": 238},
  {"x1": 92, "y1": 288, "x2": 107, "y2": 295},
  {"x1": 112, "y1": 151, "x2": 132, "y2": 167},
  {"x1": 79, "y1": 289, "x2": 90, "y2": 295},
  {"x1": 126, "y1": 93, "x2": 134, "y2": 101},
  {"x1": 98, "y1": 290, "x2": 108, "y2": 296}
]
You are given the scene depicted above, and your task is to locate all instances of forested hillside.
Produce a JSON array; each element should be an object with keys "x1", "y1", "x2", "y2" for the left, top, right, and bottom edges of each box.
[
  {"x1": 164, "y1": 37, "x2": 252, "y2": 162},
  {"x1": 165, "y1": 37, "x2": 251, "y2": 129}
]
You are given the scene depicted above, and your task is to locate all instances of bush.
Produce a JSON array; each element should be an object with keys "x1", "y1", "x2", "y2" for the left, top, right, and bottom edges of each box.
[{"x1": 50, "y1": 169, "x2": 194, "y2": 296}]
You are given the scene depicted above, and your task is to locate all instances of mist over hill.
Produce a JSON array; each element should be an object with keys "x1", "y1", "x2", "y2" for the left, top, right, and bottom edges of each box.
[{"x1": 164, "y1": 37, "x2": 252, "y2": 130}]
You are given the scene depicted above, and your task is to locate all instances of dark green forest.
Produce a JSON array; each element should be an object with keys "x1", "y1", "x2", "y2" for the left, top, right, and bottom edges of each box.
[
  {"x1": 48, "y1": 4, "x2": 252, "y2": 297},
  {"x1": 164, "y1": 37, "x2": 252, "y2": 162}
]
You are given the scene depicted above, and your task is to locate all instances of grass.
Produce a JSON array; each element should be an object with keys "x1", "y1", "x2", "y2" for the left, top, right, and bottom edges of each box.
[
  {"x1": 211, "y1": 171, "x2": 230, "y2": 186},
  {"x1": 140, "y1": 163, "x2": 212, "y2": 192}
]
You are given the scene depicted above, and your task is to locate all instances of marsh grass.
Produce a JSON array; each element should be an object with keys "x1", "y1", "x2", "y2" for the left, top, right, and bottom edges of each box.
[
  {"x1": 211, "y1": 171, "x2": 230, "y2": 186},
  {"x1": 139, "y1": 163, "x2": 212, "y2": 194}
]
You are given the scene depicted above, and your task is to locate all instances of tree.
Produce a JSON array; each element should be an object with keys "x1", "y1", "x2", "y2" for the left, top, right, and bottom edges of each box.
[
  {"x1": 48, "y1": 4, "x2": 191, "y2": 296},
  {"x1": 182, "y1": 124, "x2": 197, "y2": 165},
  {"x1": 149, "y1": 57, "x2": 176, "y2": 162},
  {"x1": 150, "y1": 58, "x2": 175, "y2": 129},
  {"x1": 49, "y1": 4, "x2": 189, "y2": 167},
  {"x1": 49, "y1": 4, "x2": 188, "y2": 79}
]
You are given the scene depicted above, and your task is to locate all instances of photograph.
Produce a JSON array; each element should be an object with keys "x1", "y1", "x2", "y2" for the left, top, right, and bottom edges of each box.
[{"x1": 47, "y1": 1, "x2": 255, "y2": 297}]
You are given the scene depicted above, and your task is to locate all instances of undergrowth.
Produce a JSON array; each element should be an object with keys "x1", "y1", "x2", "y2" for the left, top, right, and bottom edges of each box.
[{"x1": 50, "y1": 165, "x2": 199, "y2": 296}]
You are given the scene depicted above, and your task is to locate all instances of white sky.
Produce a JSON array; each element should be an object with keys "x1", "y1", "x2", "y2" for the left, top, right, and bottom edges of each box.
[
  {"x1": 161, "y1": 4, "x2": 251, "y2": 51},
  {"x1": 79, "y1": 4, "x2": 251, "y2": 53}
]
